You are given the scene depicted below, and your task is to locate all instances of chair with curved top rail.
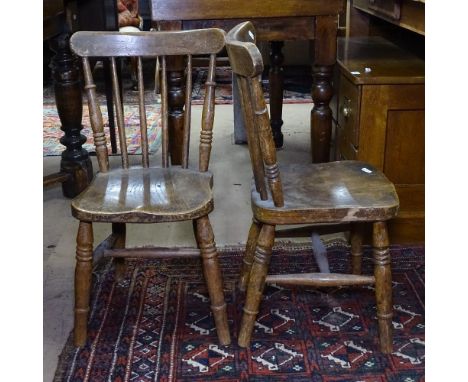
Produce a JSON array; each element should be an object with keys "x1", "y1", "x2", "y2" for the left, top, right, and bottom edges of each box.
[
  {"x1": 225, "y1": 21, "x2": 399, "y2": 353},
  {"x1": 69, "y1": 28, "x2": 230, "y2": 347}
]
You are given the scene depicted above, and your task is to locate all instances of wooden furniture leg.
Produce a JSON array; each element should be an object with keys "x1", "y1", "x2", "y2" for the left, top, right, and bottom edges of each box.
[
  {"x1": 49, "y1": 33, "x2": 93, "y2": 197},
  {"x1": 194, "y1": 216, "x2": 231, "y2": 345},
  {"x1": 269, "y1": 41, "x2": 284, "y2": 148},
  {"x1": 350, "y1": 223, "x2": 364, "y2": 275},
  {"x1": 238, "y1": 224, "x2": 275, "y2": 347},
  {"x1": 112, "y1": 223, "x2": 126, "y2": 281},
  {"x1": 238, "y1": 219, "x2": 262, "y2": 292},
  {"x1": 311, "y1": 16, "x2": 337, "y2": 163},
  {"x1": 372, "y1": 221, "x2": 393, "y2": 353},
  {"x1": 74, "y1": 221, "x2": 94, "y2": 347}
]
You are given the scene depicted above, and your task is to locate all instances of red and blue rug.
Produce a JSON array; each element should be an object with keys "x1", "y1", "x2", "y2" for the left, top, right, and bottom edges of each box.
[{"x1": 54, "y1": 244, "x2": 424, "y2": 381}]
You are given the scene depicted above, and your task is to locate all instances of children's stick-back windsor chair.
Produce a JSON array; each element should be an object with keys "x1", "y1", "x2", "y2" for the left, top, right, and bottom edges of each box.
[
  {"x1": 69, "y1": 28, "x2": 230, "y2": 347},
  {"x1": 225, "y1": 21, "x2": 399, "y2": 353}
]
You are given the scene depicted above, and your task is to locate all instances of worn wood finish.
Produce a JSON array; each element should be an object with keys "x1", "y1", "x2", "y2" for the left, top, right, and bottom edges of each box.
[
  {"x1": 372, "y1": 221, "x2": 393, "y2": 353},
  {"x1": 70, "y1": 30, "x2": 225, "y2": 57},
  {"x1": 71, "y1": 167, "x2": 214, "y2": 223},
  {"x1": 227, "y1": 23, "x2": 398, "y2": 350},
  {"x1": 194, "y1": 216, "x2": 231, "y2": 345},
  {"x1": 251, "y1": 162, "x2": 399, "y2": 225},
  {"x1": 104, "y1": 247, "x2": 201, "y2": 258},
  {"x1": 74, "y1": 221, "x2": 93, "y2": 346},
  {"x1": 238, "y1": 219, "x2": 262, "y2": 292},
  {"x1": 152, "y1": 0, "x2": 343, "y2": 20},
  {"x1": 250, "y1": 78, "x2": 284, "y2": 207},
  {"x1": 238, "y1": 224, "x2": 275, "y2": 348},
  {"x1": 69, "y1": 29, "x2": 229, "y2": 346},
  {"x1": 350, "y1": 223, "x2": 364, "y2": 275},
  {"x1": 265, "y1": 272, "x2": 375, "y2": 286},
  {"x1": 236, "y1": 76, "x2": 267, "y2": 199}
]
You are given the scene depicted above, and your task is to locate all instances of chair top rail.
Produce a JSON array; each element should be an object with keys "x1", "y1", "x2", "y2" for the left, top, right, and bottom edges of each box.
[
  {"x1": 70, "y1": 29, "x2": 225, "y2": 57},
  {"x1": 225, "y1": 22, "x2": 263, "y2": 78}
]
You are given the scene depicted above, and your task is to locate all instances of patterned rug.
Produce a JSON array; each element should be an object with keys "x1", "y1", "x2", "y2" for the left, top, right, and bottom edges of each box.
[
  {"x1": 54, "y1": 244, "x2": 424, "y2": 381},
  {"x1": 43, "y1": 104, "x2": 162, "y2": 157}
]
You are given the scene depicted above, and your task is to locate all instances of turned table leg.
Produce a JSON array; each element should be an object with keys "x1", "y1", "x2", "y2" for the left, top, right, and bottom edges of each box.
[
  {"x1": 49, "y1": 33, "x2": 93, "y2": 197},
  {"x1": 166, "y1": 55, "x2": 186, "y2": 165},
  {"x1": 269, "y1": 41, "x2": 284, "y2": 148},
  {"x1": 311, "y1": 16, "x2": 337, "y2": 163}
]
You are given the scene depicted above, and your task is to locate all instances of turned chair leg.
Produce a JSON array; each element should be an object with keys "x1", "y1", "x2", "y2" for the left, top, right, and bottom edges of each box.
[
  {"x1": 350, "y1": 223, "x2": 364, "y2": 275},
  {"x1": 194, "y1": 215, "x2": 231, "y2": 345},
  {"x1": 372, "y1": 221, "x2": 393, "y2": 353},
  {"x1": 238, "y1": 219, "x2": 262, "y2": 292},
  {"x1": 238, "y1": 224, "x2": 275, "y2": 348},
  {"x1": 74, "y1": 221, "x2": 94, "y2": 347},
  {"x1": 112, "y1": 223, "x2": 126, "y2": 281}
]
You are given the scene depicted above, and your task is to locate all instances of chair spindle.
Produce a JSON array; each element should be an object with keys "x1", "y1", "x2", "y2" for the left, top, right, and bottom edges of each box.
[
  {"x1": 137, "y1": 57, "x2": 149, "y2": 168},
  {"x1": 199, "y1": 53, "x2": 216, "y2": 172},
  {"x1": 110, "y1": 57, "x2": 129, "y2": 169},
  {"x1": 160, "y1": 56, "x2": 169, "y2": 168},
  {"x1": 236, "y1": 75, "x2": 267, "y2": 199},
  {"x1": 182, "y1": 54, "x2": 193, "y2": 169},
  {"x1": 82, "y1": 57, "x2": 109, "y2": 172},
  {"x1": 250, "y1": 76, "x2": 284, "y2": 207}
]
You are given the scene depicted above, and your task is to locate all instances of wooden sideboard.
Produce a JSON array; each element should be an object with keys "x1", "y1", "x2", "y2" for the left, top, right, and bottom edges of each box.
[{"x1": 334, "y1": 36, "x2": 424, "y2": 243}]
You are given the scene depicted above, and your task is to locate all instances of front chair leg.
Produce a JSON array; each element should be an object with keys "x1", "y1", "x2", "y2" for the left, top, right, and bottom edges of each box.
[
  {"x1": 238, "y1": 224, "x2": 275, "y2": 348},
  {"x1": 372, "y1": 221, "x2": 393, "y2": 353},
  {"x1": 112, "y1": 223, "x2": 126, "y2": 281},
  {"x1": 238, "y1": 219, "x2": 262, "y2": 292},
  {"x1": 74, "y1": 221, "x2": 94, "y2": 347},
  {"x1": 194, "y1": 216, "x2": 231, "y2": 345}
]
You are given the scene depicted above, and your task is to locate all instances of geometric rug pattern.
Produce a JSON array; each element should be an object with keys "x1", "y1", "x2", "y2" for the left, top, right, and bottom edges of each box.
[{"x1": 54, "y1": 243, "x2": 424, "y2": 381}]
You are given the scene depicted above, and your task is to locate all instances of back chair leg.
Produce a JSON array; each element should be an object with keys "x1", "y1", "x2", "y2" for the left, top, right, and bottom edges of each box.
[
  {"x1": 74, "y1": 221, "x2": 94, "y2": 347},
  {"x1": 238, "y1": 224, "x2": 275, "y2": 348},
  {"x1": 112, "y1": 223, "x2": 126, "y2": 281},
  {"x1": 238, "y1": 219, "x2": 262, "y2": 292},
  {"x1": 194, "y1": 215, "x2": 231, "y2": 345},
  {"x1": 372, "y1": 221, "x2": 393, "y2": 353},
  {"x1": 350, "y1": 223, "x2": 364, "y2": 275}
]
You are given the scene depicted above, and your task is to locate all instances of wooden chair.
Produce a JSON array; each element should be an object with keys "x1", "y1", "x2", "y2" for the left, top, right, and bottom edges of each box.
[
  {"x1": 69, "y1": 28, "x2": 230, "y2": 347},
  {"x1": 225, "y1": 22, "x2": 399, "y2": 353}
]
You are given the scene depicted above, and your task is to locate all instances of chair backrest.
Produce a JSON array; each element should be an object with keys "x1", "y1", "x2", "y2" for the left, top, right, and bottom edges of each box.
[
  {"x1": 70, "y1": 29, "x2": 225, "y2": 173},
  {"x1": 225, "y1": 22, "x2": 284, "y2": 207}
]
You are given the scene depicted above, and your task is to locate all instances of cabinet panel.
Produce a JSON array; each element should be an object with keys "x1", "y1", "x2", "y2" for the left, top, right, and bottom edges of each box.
[{"x1": 384, "y1": 110, "x2": 425, "y2": 184}]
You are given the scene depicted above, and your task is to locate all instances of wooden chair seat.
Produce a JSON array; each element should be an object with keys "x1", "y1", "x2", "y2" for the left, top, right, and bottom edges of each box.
[
  {"x1": 251, "y1": 161, "x2": 399, "y2": 225},
  {"x1": 71, "y1": 167, "x2": 214, "y2": 223}
]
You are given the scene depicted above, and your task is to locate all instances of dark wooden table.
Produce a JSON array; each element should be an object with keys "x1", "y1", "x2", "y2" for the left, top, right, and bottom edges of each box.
[{"x1": 150, "y1": 0, "x2": 344, "y2": 163}]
